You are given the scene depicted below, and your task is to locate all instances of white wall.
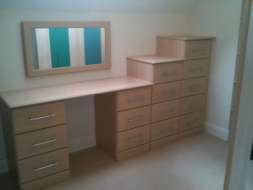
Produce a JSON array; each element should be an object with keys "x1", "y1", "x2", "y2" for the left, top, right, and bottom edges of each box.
[
  {"x1": 189, "y1": 0, "x2": 242, "y2": 140},
  {"x1": 0, "y1": 5, "x2": 193, "y2": 173}
]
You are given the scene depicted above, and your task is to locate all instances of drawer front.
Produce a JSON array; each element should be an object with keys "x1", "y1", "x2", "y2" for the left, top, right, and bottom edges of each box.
[
  {"x1": 182, "y1": 59, "x2": 209, "y2": 79},
  {"x1": 116, "y1": 144, "x2": 149, "y2": 161},
  {"x1": 152, "y1": 100, "x2": 180, "y2": 122},
  {"x1": 21, "y1": 171, "x2": 69, "y2": 190},
  {"x1": 181, "y1": 78, "x2": 208, "y2": 97},
  {"x1": 117, "y1": 126, "x2": 149, "y2": 152},
  {"x1": 185, "y1": 40, "x2": 211, "y2": 59},
  {"x1": 18, "y1": 149, "x2": 69, "y2": 183},
  {"x1": 151, "y1": 118, "x2": 179, "y2": 140},
  {"x1": 16, "y1": 125, "x2": 68, "y2": 159},
  {"x1": 181, "y1": 95, "x2": 206, "y2": 114},
  {"x1": 150, "y1": 135, "x2": 179, "y2": 150},
  {"x1": 116, "y1": 87, "x2": 151, "y2": 111},
  {"x1": 154, "y1": 63, "x2": 182, "y2": 83},
  {"x1": 117, "y1": 106, "x2": 151, "y2": 132},
  {"x1": 13, "y1": 102, "x2": 66, "y2": 134},
  {"x1": 152, "y1": 82, "x2": 181, "y2": 103},
  {"x1": 179, "y1": 112, "x2": 205, "y2": 131}
]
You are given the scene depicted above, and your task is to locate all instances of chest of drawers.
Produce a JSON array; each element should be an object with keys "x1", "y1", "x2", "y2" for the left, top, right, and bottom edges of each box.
[
  {"x1": 95, "y1": 87, "x2": 152, "y2": 160},
  {"x1": 0, "y1": 101, "x2": 69, "y2": 190},
  {"x1": 127, "y1": 35, "x2": 214, "y2": 148}
]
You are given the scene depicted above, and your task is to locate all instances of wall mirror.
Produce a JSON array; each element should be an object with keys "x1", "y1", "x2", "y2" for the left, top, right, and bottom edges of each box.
[{"x1": 22, "y1": 21, "x2": 111, "y2": 77}]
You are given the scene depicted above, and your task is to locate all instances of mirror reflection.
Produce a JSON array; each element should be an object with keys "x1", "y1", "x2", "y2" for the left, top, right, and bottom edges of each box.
[{"x1": 32, "y1": 27, "x2": 105, "y2": 70}]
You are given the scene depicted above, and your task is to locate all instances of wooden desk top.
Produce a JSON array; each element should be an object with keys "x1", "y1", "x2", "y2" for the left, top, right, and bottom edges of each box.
[
  {"x1": 156, "y1": 35, "x2": 215, "y2": 41},
  {"x1": 0, "y1": 77, "x2": 152, "y2": 109},
  {"x1": 127, "y1": 55, "x2": 183, "y2": 64}
]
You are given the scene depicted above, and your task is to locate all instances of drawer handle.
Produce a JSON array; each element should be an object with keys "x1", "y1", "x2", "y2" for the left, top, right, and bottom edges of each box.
[
  {"x1": 34, "y1": 162, "x2": 58, "y2": 172},
  {"x1": 29, "y1": 114, "x2": 55, "y2": 121},
  {"x1": 32, "y1": 139, "x2": 57, "y2": 148}
]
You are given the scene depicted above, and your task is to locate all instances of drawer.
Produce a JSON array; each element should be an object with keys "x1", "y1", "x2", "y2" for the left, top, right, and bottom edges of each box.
[
  {"x1": 16, "y1": 125, "x2": 68, "y2": 159},
  {"x1": 117, "y1": 106, "x2": 151, "y2": 132},
  {"x1": 152, "y1": 100, "x2": 180, "y2": 122},
  {"x1": 150, "y1": 135, "x2": 178, "y2": 150},
  {"x1": 181, "y1": 78, "x2": 208, "y2": 97},
  {"x1": 181, "y1": 95, "x2": 206, "y2": 114},
  {"x1": 116, "y1": 87, "x2": 151, "y2": 111},
  {"x1": 153, "y1": 63, "x2": 182, "y2": 83},
  {"x1": 117, "y1": 126, "x2": 149, "y2": 152},
  {"x1": 151, "y1": 118, "x2": 179, "y2": 140},
  {"x1": 13, "y1": 102, "x2": 66, "y2": 134},
  {"x1": 18, "y1": 149, "x2": 69, "y2": 183},
  {"x1": 116, "y1": 144, "x2": 149, "y2": 161},
  {"x1": 179, "y1": 112, "x2": 205, "y2": 131},
  {"x1": 152, "y1": 82, "x2": 181, "y2": 103},
  {"x1": 21, "y1": 171, "x2": 69, "y2": 190},
  {"x1": 185, "y1": 40, "x2": 211, "y2": 59},
  {"x1": 182, "y1": 59, "x2": 209, "y2": 79}
]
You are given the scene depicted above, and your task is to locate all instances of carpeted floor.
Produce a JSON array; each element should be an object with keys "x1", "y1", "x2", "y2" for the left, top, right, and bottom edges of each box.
[{"x1": 0, "y1": 133, "x2": 228, "y2": 190}]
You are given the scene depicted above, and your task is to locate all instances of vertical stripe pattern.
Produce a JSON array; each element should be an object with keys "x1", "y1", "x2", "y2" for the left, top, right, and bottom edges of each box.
[
  {"x1": 35, "y1": 28, "x2": 52, "y2": 70},
  {"x1": 84, "y1": 27, "x2": 102, "y2": 65},
  {"x1": 49, "y1": 28, "x2": 70, "y2": 68},
  {"x1": 34, "y1": 27, "x2": 104, "y2": 69},
  {"x1": 69, "y1": 28, "x2": 85, "y2": 67}
]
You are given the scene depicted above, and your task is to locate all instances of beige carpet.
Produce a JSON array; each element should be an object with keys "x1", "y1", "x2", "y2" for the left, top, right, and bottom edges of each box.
[{"x1": 46, "y1": 133, "x2": 227, "y2": 190}]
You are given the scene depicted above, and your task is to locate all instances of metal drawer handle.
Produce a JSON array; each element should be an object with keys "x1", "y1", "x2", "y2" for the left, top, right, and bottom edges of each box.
[
  {"x1": 29, "y1": 114, "x2": 55, "y2": 121},
  {"x1": 34, "y1": 162, "x2": 58, "y2": 172},
  {"x1": 32, "y1": 139, "x2": 57, "y2": 148}
]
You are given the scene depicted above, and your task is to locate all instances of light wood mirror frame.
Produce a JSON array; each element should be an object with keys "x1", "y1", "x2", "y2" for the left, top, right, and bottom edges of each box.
[{"x1": 22, "y1": 21, "x2": 111, "y2": 77}]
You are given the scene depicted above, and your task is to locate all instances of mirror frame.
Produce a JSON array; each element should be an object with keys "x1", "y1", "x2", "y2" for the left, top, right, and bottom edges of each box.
[{"x1": 22, "y1": 21, "x2": 111, "y2": 77}]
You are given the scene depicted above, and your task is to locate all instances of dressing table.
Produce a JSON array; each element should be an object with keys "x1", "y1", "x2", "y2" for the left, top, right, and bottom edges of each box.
[
  {"x1": 0, "y1": 77, "x2": 152, "y2": 190},
  {"x1": 0, "y1": 21, "x2": 215, "y2": 190}
]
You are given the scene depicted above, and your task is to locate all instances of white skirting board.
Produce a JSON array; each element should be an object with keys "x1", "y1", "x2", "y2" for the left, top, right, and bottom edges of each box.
[
  {"x1": 205, "y1": 122, "x2": 229, "y2": 141},
  {"x1": 0, "y1": 159, "x2": 8, "y2": 174}
]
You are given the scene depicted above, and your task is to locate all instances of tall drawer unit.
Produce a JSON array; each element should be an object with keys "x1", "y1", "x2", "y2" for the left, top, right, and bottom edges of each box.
[
  {"x1": 0, "y1": 101, "x2": 69, "y2": 190},
  {"x1": 95, "y1": 86, "x2": 152, "y2": 161},
  {"x1": 127, "y1": 35, "x2": 214, "y2": 149}
]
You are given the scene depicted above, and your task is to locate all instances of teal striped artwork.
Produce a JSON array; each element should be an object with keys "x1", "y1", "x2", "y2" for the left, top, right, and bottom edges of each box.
[
  {"x1": 49, "y1": 28, "x2": 70, "y2": 68},
  {"x1": 34, "y1": 27, "x2": 104, "y2": 70},
  {"x1": 84, "y1": 28, "x2": 102, "y2": 65}
]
